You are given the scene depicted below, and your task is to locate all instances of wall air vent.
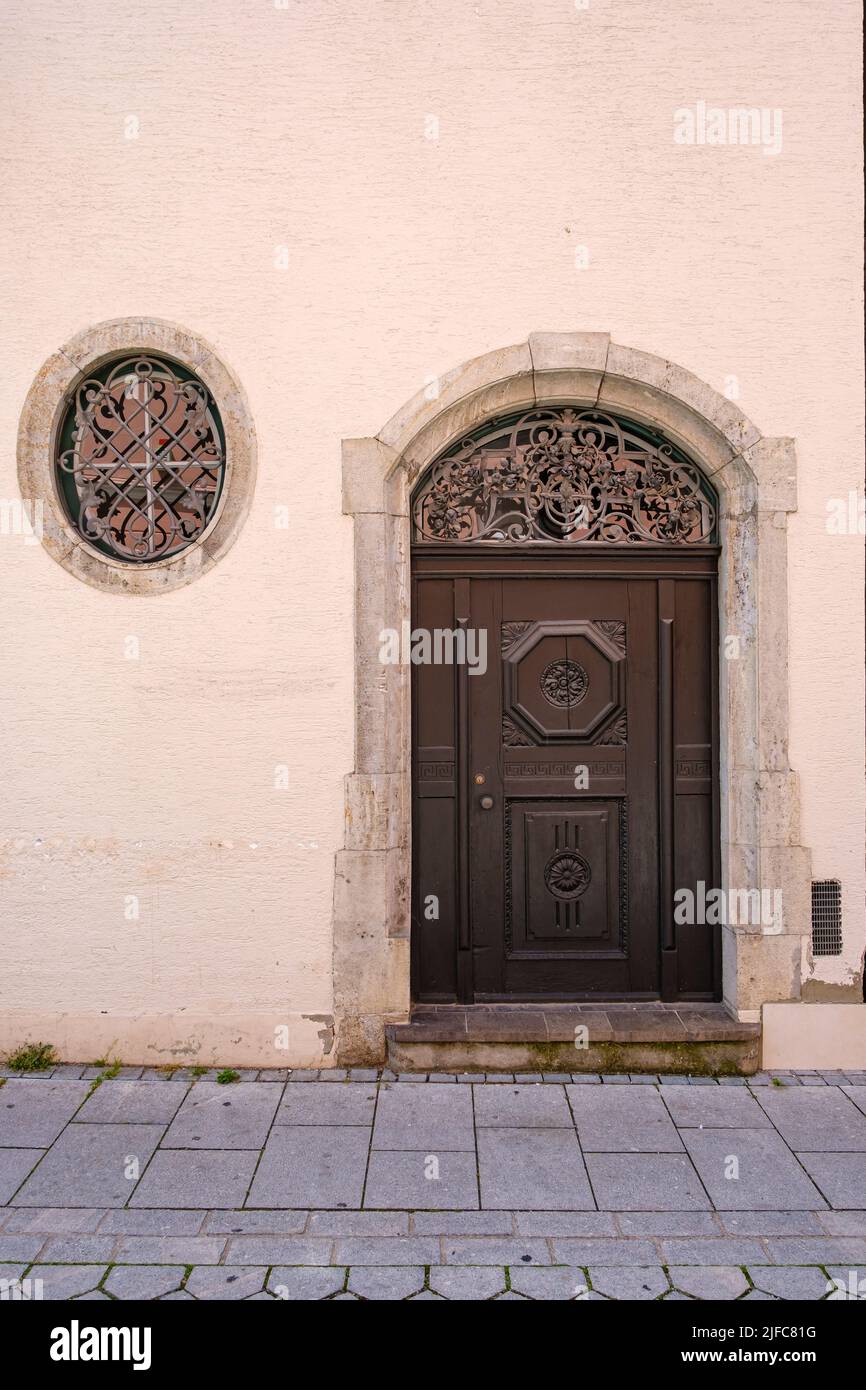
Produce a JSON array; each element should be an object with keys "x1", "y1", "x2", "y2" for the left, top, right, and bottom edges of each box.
[{"x1": 811, "y1": 880, "x2": 842, "y2": 956}]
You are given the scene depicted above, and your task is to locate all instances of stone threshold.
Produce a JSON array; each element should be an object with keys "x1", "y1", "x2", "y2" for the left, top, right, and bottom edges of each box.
[{"x1": 386, "y1": 1003, "x2": 761, "y2": 1075}]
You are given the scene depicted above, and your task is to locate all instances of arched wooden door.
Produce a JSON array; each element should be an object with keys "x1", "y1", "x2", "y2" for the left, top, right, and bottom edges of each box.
[{"x1": 410, "y1": 407, "x2": 720, "y2": 1003}]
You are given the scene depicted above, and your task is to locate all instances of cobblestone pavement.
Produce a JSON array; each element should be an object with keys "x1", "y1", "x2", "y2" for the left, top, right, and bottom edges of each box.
[{"x1": 1, "y1": 1067, "x2": 865, "y2": 1301}]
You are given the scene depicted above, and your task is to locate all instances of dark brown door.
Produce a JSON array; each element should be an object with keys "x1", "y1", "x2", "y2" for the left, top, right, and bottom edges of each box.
[{"x1": 412, "y1": 550, "x2": 719, "y2": 1002}]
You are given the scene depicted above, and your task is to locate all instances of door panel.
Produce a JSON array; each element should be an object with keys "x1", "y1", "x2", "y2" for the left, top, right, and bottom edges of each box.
[{"x1": 411, "y1": 556, "x2": 719, "y2": 1002}]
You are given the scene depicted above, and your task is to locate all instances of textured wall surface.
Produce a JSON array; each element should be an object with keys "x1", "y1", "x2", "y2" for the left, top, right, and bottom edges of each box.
[{"x1": 0, "y1": 0, "x2": 862, "y2": 1062}]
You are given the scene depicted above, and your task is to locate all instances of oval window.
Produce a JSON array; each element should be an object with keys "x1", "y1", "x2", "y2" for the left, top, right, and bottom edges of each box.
[{"x1": 56, "y1": 354, "x2": 226, "y2": 563}]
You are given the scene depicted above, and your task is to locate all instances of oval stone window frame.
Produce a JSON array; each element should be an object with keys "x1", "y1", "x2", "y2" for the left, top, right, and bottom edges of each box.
[{"x1": 17, "y1": 318, "x2": 257, "y2": 594}]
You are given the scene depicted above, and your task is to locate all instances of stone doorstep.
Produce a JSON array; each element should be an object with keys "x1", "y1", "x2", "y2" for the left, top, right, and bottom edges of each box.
[{"x1": 386, "y1": 1004, "x2": 760, "y2": 1076}]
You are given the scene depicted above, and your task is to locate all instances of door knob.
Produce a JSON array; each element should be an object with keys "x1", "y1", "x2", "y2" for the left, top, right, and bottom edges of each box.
[{"x1": 479, "y1": 795, "x2": 494, "y2": 810}]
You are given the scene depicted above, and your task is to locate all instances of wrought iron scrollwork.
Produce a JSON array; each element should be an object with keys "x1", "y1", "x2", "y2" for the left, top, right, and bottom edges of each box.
[
  {"x1": 412, "y1": 407, "x2": 716, "y2": 545},
  {"x1": 56, "y1": 356, "x2": 225, "y2": 562}
]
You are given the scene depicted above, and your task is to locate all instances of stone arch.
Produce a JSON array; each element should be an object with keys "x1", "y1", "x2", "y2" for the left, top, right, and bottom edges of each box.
[{"x1": 336, "y1": 332, "x2": 810, "y2": 1064}]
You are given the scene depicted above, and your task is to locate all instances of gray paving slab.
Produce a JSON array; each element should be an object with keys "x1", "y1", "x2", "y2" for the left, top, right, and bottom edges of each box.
[
  {"x1": 824, "y1": 1266, "x2": 866, "y2": 1300},
  {"x1": 347, "y1": 1266, "x2": 426, "y2": 1299},
  {"x1": 717, "y1": 1210, "x2": 823, "y2": 1235},
  {"x1": 509, "y1": 1267, "x2": 591, "y2": 1299},
  {"x1": 441, "y1": 1236, "x2": 550, "y2": 1265},
  {"x1": 12, "y1": 1123, "x2": 165, "y2": 1208},
  {"x1": 588, "y1": 1266, "x2": 670, "y2": 1299},
  {"x1": 1, "y1": 1207, "x2": 104, "y2": 1234},
  {"x1": 669, "y1": 1266, "x2": 749, "y2": 1299},
  {"x1": 567, "y1": 1085, "x2": 683, "y2": 1151},
  {"x1": 113, "y1": 1236, "x2": 227, "y2": 1263},
  {"x1": 412, "y1": 1211, "x2": 512, "y2": 1234},
  {"x1": 75, "y1": 1079, "x2": 186, "y2": 1125},
  {"x1": 99, "y1": 1209, "x2": 207, "y2": 1235},
  {"x1": 550, "y1": 1238, "x2": 658, "y2": 1265},
  {"x1": 514, "y1": 1211, "x2": 617, "y2": 1236},
  {"x1": 681, "y1": 1128, "x2": 826, "y2": 1209},
  {"x1": 660, "y1": 1086, "x2": 772, "y2": 1129},
  {"x1": 585, "y1": 1153, "x2": 711, "y2": 1210},
  {"x1": 615, "y1": 1211, "x2": 718, "y2": 1236},
  {"x1": 747, "y1": 1266, "x2": 833, "y2": 1299},
  {"x1": 248, "y1": 1125, "x2": 370, "y2": 1209},
  {"x1": 364, "y1": 1150, "x2": 478, "y2": 1209},
  {"x1": 660, "y1": 1237, "x2": 767, "y2": 1264},
  {"x1": 39, "y1": 1236, "x2": 116, "y2": 1262},
  {"x1": 0, "y1": 1079, "x2": 90, "y2": 1146},
  {"x1": 473, "y1": 1083, "x2": 573, "y2": 1128},
  {"x1": 204, "y1": 1210, "x2": 308, "y2": 1234},
  {"x1": 104, "y1": 1265, "x2": 186, "y2": 1299},
  {"x1": 28, "y1": 1264, "x2": 107, "y2": 1300},
  {"x1": 0, "y1": 1148, "x2": 43, "y2": 1202},
  {"x1": 477, "y1": 1128, "x2": 594, "y2": 1211},
  {"x1": 130, "y1": 1149, "x2": 259, "y2": 1209},
  {"x1": 334, "y1": 1237, "x2": 439, "y2": 1264},
  {"x1": 818, "y1": 1210, "x2": 866, "y2": 1235},
  {"x1": 421, "y1": 1266, "x2": 504, "y2": 1306},
  {"x1": 372, "y1": 1083, "x2": 474, "y2": 1151},
  {"x1": 276, "y1": 1082, "x2": 377, "y2": 1127},
  {"x1": 185, "y1": 1266, "x2": 268, "y2": 1299},
  {"x1": 307, "y1": 1211, "x2": 408, "y2": 1235},
  {"x1": 764, "y1": 1237, "x2": 866, "y2": 1264},
  {"x1": 795, "y1": 1153, "x2": 866, "y2": 1209},
  {"x1": 754, "y1": 1087, "x2": 866, "y2": 1152},
  {"x1": 224, "y1": 1237, "x2": 332, "y2": 1264},
  {"x1": 0, "y1": 1234, "x2": 44, "y2": 1261},
  {"x1": 268, "y1": 1266, "x2": 346, "y2": 1299},
  {"x1": 161, "y1": 1082, "x2": 281, "y2": 1149},
  {"x1": 428, "y1": 1266, "x2": 507, "y2": 1299},
  {"x1": 842, "y1": 1085, "x2": 866, "y2": 1116}
]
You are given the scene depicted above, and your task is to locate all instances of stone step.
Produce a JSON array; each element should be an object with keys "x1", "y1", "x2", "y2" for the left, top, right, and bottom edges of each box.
[{"x1": 386, "y1": 1003, "x2": 760, "y2": 1075}]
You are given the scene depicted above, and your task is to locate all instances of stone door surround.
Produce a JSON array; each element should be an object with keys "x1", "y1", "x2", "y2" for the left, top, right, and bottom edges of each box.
[{"x1": 337, "y1": 332, "x2": 809, "y2": 1064}]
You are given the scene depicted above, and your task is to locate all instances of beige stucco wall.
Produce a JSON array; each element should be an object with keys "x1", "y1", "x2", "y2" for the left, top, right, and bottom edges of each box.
[{"x1": 0, "y1": 0, "x2": 862, "y2": 1065}]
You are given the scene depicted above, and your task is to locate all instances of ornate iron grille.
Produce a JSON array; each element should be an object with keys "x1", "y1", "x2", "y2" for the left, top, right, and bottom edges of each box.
[
  {"x1": 56, "y1": 355, "x2": 226, "y2": 563},
  {"x1": 412, "y1": 407, "x2": 717, "y2": 544}
]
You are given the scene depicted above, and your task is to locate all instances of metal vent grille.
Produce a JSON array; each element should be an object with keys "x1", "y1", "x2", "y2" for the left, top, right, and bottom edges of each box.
[{"x1": 811, "y1": 880, "x2": 842, "y2": 955}]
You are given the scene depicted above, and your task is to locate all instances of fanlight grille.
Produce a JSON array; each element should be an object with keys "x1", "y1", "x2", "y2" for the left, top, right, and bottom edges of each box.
[{"x1": 411, "y1": 407, "x2": 717, "y2": 545}]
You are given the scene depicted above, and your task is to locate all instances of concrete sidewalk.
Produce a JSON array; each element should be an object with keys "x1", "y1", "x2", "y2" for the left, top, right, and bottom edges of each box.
[{"x1": 1, "y1": 1067, "x2": 865, "y2": 1301}]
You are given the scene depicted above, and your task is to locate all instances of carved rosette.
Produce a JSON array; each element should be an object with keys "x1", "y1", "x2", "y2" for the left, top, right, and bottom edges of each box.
[
  {"x1": 544, "y1": 848, "x2": 592, "y2": 900},
  {"x1": 540, "y1": 658, "x2": 589, "y2": 708},
  {"x1": 412, "y1": 408, "x2": 716, "y2": 545}
]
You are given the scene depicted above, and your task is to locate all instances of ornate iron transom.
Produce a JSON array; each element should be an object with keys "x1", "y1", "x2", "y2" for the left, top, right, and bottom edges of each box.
[
  {"x1": 56, "y1": 355, "x2": 226, "y2": 563},
  {"x1": 412, "y1": 407, "x2": 716, "y2": 544}
]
